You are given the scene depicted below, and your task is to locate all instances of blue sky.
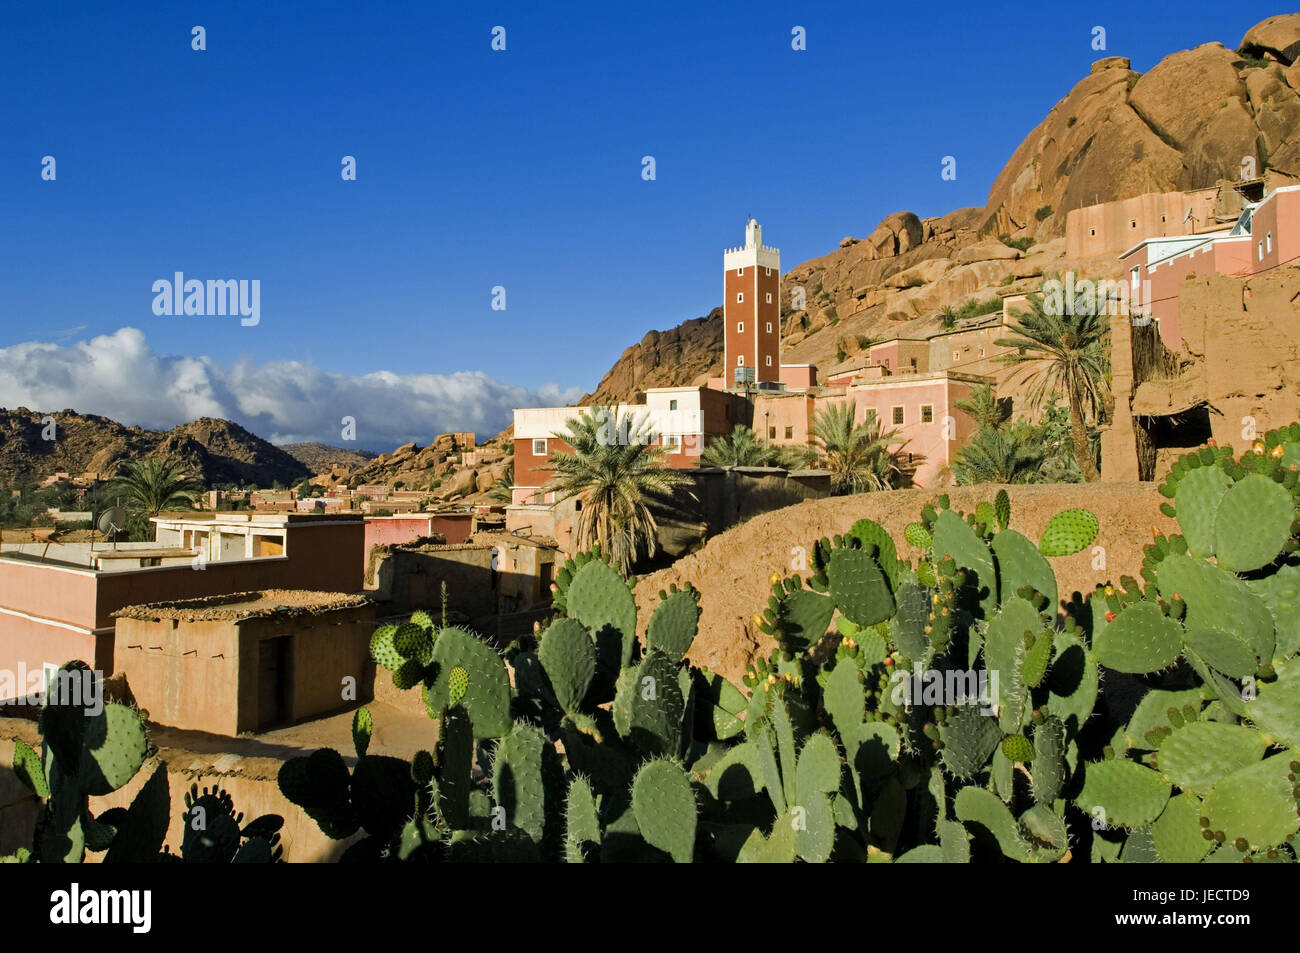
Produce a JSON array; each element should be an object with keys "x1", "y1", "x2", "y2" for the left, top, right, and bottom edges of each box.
[{"x1": 0, "y1": 1, "x2": 1282, "y2": 450}]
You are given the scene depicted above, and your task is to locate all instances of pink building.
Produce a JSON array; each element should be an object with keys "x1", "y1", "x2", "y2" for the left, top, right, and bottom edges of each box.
[
  {"x1": 364, "y1": 512, "x2": 475, "y2": 559},
  {"x1": 1121, "y1": 185, "x2": 1300, "y2": 349},
  {"x1": 842, "y1": 372, "x2": 984, "y2": 488},
  {"x1": 0, "y1": 514, "x2": 365, "y2": 703}
]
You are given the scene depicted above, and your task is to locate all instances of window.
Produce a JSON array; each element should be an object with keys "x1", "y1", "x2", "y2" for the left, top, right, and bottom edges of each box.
[
  {"x1": 768, "y1": 427, "x2": 776, "y2": 439},
  {"x1": 1130, "y1": 267, "x2": 1140, "y2": 293},
  {"x1": 663, "y1": 434, "x2": 680, "y2": 450},
  {"x1": 765, "y1": 355, "x2": 772, "y2": 366},
  {"x1": 784, "y1": 426, "x2": 793, "y2": 439},
  {"x1": 1267, "y1": 232, "x2": 1273, "y2": 254},
  {"x1": 978, "y1": 347, "x2": 985, "y2": 357},
  {"x1": 737, "y1": 322, "x2": 744, "y2": 333},
  {"x1": 737, "y1": 355, "x2": 744, "y2": 367},
  {"x1": 765, "y1": 293, "x2": 772, "y2": 304},
  {"x1": 765, "y1": 322, "x2": 772, "y2": 333},
  {"x1": 532, "y1": 438, "x2": 546, "y2": 455},
  {"x1": 952, "y1": 350, "x2": 960, "y2": 362},
  {"x1": 765, "y1": 267, "x2": 771, "y2": 276},
  {"x1": 921, "y1": 404, "x2": 934, "y2": 423},
  {"x1": 892, "y1": 406, "x2": 904, "y2": 426},
  {"x1": 1090, "y1": 228, "x2": 1096, "y2": 236},
  {"x1": 737, "y1": 268, "x2": 744, "y2": 276},
  {"x1": 1131, "y1": 220, "x2": 1137, "y2": 228},
  {"x1": 737, "y1": 293, "x2": 744, "y2": 303},
  {"x1": 669, "y1": 399, "x2": 678, "y2": 410},
  {"x1": 1259, "y1": 241, "x2": 1264, "y2": 261}
]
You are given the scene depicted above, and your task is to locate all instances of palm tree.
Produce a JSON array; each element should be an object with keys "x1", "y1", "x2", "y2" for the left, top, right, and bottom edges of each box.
[
  {"x1": 996, "y1": 290, "x2": 1109, "y2": 481},
  {"x1": 107, "y1": 454, "x2": 203, "y2": 538},
  {"x1": 487, "y1": 463, "x2": 514, "y2": 504},
  {"x1": 797, "y1": 401, "x2": 905, "y2": 494},
  {"x1": 700, "y1": 425, "x2": 784, "y2": 468},
  {"x1": 542, "y1": 407, "x2": 689, "y2": 574},
  {"x1": 955, "y1": 383, "x2": 1010, "y2": 432},
  {"x1": 952, "y1": 423, "x2": 1045, "y2": 485}
]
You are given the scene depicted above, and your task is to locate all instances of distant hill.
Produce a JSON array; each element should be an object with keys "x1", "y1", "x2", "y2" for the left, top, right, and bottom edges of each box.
[
  {"x1": 0, "y1": 408, "x2": 311, "y2": 488},
  {"x1": 280, "y1": 442, "x2": 378, "y2": 475}
]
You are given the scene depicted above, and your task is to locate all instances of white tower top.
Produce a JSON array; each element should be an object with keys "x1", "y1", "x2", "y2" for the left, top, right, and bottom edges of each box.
[{"x1": 724, "y1": 219, "x2": 780, "y2": 271}]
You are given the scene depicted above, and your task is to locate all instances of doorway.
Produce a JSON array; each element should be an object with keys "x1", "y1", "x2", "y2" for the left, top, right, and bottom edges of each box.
[{"x1": 257, "y1": 637, "x2": 292, "y2": 730}]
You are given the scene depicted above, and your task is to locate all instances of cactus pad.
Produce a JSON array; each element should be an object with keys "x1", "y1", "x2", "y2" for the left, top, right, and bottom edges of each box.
[
  {"x1": 1212, "y1": 474, "x2": 1293, "y2": 572},
  {"x1": 423, "y1": 627, "x2": 511, "y2": 738},
  {"x1": 646, "y1": 586, "x2": 700, "y2": 662},
  {"x1": 537, "y1": 618, "x2": 596, "y2": 712},
  {"x1": 1038, "y1": 508, "x2": 1099, "y2": 557},
  {"x1": 827, "y1": 547, "x2": 895, "y2": 627},
  {"x1": 1075, "y1": 759, "x2": 1170, "y2": 829},
  {"x1": 1092, "y1": 601, "x2": 1183, "y2": 673},
  {"x1": 631, "y1": 759, "x2": 697, "y2": 862}
]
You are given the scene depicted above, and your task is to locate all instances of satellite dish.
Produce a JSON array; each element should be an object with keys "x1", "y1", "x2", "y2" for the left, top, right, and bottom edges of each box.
[{"x1": 98, "y1": 507, "x2": 128, "y2": 539}]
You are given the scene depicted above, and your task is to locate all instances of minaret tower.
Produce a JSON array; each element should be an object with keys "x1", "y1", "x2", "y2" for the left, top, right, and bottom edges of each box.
[{"x1": 723, "y1": 218, "x2": 781, "y2": 386}]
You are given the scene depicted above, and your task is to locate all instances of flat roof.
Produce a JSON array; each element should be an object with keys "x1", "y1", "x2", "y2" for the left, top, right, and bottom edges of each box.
[{"x1": 113, "y1": 589, "x2": 370, "y2": 622}]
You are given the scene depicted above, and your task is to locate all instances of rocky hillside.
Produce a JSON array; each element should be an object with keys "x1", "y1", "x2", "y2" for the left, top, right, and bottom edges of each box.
[
  {"x1": 0, "y1": 409, "x2": 310, "y2": 488},
  {"x1": 588, "y1": 15, "x2": 1300, "y2": 403},
  {"x1": 313, "y1": 432, "x2": 512, "y2": 504},
  {"x1": 281, "y1": 442, "x2": 377, "y2": 474}
]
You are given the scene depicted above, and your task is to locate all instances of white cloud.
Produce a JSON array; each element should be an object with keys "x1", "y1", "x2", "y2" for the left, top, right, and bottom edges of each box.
[{"x1": 0, "y1": 327, "x2": 583, "y2": 451}]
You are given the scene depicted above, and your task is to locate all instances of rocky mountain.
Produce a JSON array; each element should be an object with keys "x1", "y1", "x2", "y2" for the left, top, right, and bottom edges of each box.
[
  {"x1": 0, "y1": 408, "x2": 311, "y2": 488},
  {"x1": 314, "y1": 432, "x2": 512, "y2": 504},
  {"x1": 587, "y1": 15, "x2": 1300, "y2": 403},
  {"x1": 280, "y1": 442, "x2": 378, "y2": 474}
]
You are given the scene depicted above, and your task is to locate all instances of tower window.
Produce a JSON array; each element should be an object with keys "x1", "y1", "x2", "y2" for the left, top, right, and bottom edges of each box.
[
  {"x1": 765, "y1": 267, "x2": 771, "y2": 276},
  {"x1": 1090, "y1": 228, "x2": 1096, "y2": 236},
  {"x1": 737, "y1": 293, "x2": 744, "y2": 303},
  {"x1": 737, "y1": 322, "x2": 744, "y2": 333},
  {"x1": 1131, "y1": 220, "x2": 1137, "y2": 228},
  {"x1": 737, "y1": 268, "x2": 744, "y2": 276},
  {"x1": 1259, "y1": 241, "x2": 1264, "y2": 261},
  {"x1": 765, "y1": 355, "x2": 772, "y2": 366},
  {"x1": 765, "y1": 293, "x2": 772, "y2": 304},
  {"x1": 765, "y1": 322, "x2": 772, "y2": 333},
  {"x1": 1267, "y1": 232, "x2": 1273, "y2": 254},
  {"x1": 737, "y1": 355, "x2": 744, "y2": 367}
]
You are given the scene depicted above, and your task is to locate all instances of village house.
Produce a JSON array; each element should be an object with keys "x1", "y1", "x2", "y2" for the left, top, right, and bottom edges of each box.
[
  {"x1": 1120, "y1": 184, "x2": 1300, "y2": 349},
  {"x1": 112, "y1": 590, "x2": 373, "y2": 735},
  {"x1": 0, "y1": 512, "x2": 364, "y2": 702}
]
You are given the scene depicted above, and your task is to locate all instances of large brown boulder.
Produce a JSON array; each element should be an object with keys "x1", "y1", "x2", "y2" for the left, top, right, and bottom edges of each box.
[
  {"x1": 1240, "y1": 14, "x2": 1300, "y2": 65},
  {"x1": 864, "y1": 211, "x2": 924, "y2": 259},
  {"x1": 1130, "y1": 44, "x2": 1257, "y2": 186}
]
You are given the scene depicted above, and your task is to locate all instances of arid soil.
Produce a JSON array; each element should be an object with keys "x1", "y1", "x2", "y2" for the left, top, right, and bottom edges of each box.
[{"x1": 634, "y1": 483, "x2": 1177, "y2": 683}]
